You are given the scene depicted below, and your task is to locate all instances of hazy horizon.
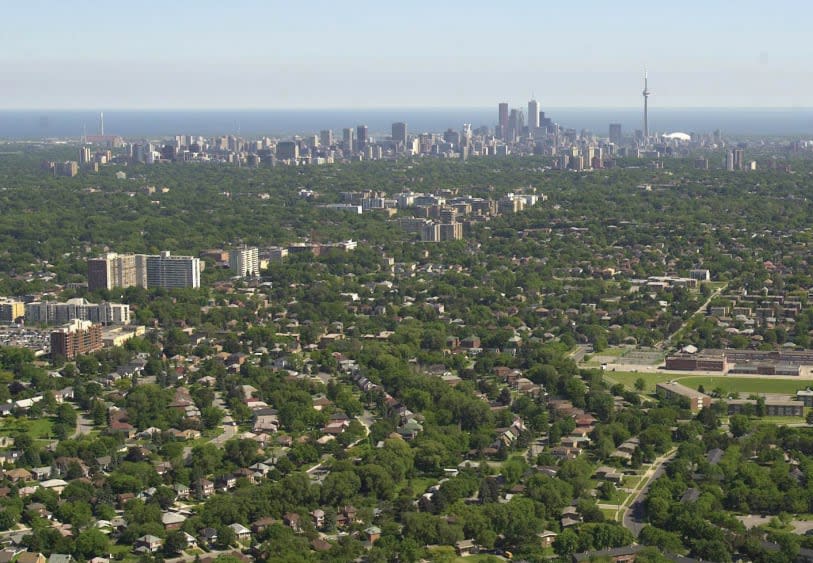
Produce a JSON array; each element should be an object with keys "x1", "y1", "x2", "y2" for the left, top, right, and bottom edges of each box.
[{"x1": 4, "y1": 0, "x2": 813, "y2": 109}]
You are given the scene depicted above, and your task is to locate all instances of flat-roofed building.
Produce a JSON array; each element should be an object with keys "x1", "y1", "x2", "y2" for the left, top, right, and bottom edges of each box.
[
  {"x1": 797, "y1": 389, "x2": 813, "y2": 407},
  {"x1": 727, "y1": 398, "x2": 804, "y2": 417},
  {"x1": 50, "y1": 319, "x2": 103, "y2": 360},
  {"x1": 656, "y1": 381, "x2": 712, "y2": 412}
]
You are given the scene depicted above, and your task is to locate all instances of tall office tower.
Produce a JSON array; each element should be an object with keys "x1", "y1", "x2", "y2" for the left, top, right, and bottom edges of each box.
[
  {"x1": 99, "y1": 112, "x2": 104, "y2": 136},
  {"x1": 609, "y1": 123, "x2": 622, "y2": 145},
  {"x1": 230, "y1": 247, "x2": 259, "y2": 278},
  {"x1": 132, "y1": 143, "x2": 145, "y2": 163},
  {"x1": 725, "y1": 150, "x2": 735, "y2": 171},
  {"x1": 507, "y1": 109, "x2": 520, "y2": 141},
  {"x1": 276, "y1": 141, "x2": 299, "y2": 160},
  {"x1": 642, "y1": 70, "x2": 651, "y2": 143},
  {"x1": 392, "y1": 122, "x2": 408, "y2": 146},
  {"x1": 320, "y1": 129, "x2": 333, "y2": 147},
  {"x1": 498, "y1": 103, "x2": 509, "y2": 140},
  {"x1": 342, "y1": 128, "x2": 355, "y2": 153},
  {"x1": 356, "y1": 125, "x2": 368, "y2": 150},
  {"x1": 146, "y1": 252, "x2": 200, "y2": 289},
  {"x1": 528, "y1": 99, "x2": 540, "y2": 130},
  {"x1": 79, "y1": 146, "x2": 91, "y2": 165},
  {"x1": 50, "y1": 319, "x2": 103, "y2": 360}
]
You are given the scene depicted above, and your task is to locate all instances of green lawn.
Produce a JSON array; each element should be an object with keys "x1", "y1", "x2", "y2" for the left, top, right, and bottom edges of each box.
[
  {"x1": 604, "y1": 372, "x2": 812, "y2": 396},
  {"x1": 753, "y1": 415, "x2": 806, "y2": 425},
  {"x1": 678, "y1": 376, "x2": 810, "y2": 396},
  {"x1": 0, "y1": 416, "x2": 55, "y2": 439},
  {"x1": 396, "y1": 476, "x2": 437, "y2": 498},
  {"x1": 603, "y1": 370, "x2": 673, "y2": 392}
]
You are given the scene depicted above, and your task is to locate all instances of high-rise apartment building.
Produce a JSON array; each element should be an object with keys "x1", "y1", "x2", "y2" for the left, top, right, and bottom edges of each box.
[
  {"x1": 89, "y1": 251, "x2": 199, "y2": 290},
  {"x1": 88, "y1": 253, "x2": 148, "y2": 291},
  {"x1": 0, "y1": 300, "x2": 24, "y2": 323},
  {"x1": 79, "y1": 146, "x2": 92, "y2": 165},
  {"x1": 25, "y1": 299, "x2": 130, "y2": 325},
  {"x1": 230, "y1": 247, "x2": 259, "y2": 278},
  {"x1": 146, "y1": 252, "x2": 200, "y2": 289},
  {"x1": 392, "y1": 122, "x2": 408, "y2": 146},
  {"x1": 50, "y1": 319, "x2": 103, "y2": 360},
  {"x1": 319, "y1": 129, "x2": 333, "y2": 148}
]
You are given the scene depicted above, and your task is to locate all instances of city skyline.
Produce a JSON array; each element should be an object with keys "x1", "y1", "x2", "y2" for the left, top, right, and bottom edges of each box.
[{"x1": 3, "y1": 0, "x2": 812, "y2": 109}]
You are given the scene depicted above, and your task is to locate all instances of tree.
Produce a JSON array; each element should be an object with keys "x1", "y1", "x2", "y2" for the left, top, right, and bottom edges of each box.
[
  {"x1": 201, "y1": 406, "x2": 224, "y2": 430},
  {"x1": 215, "y1": 525, "x2": 236, "y2": 549},
  {"x1": 74, "y1": 528, "x2": 110, "y2": 559},
  {"x1": 729, "y1": 414, "x2": 750, "y2": 437},
  {"x1": 164, "y1": 530, "x2": 188, "y2": 556},
  {"x1": 635, "y1": 378, "x2": 646, "y2": 392}
]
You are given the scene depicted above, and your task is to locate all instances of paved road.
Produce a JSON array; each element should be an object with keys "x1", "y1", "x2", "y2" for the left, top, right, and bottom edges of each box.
[
  {"x1": 655, "y1": 283, "x2": 726, "y2": 351},
  {"x1": 621, "y1": 448, "x2": 677, "y2": 536},
  {"x1": 569, "y1": 344, "x2": 593, "y2": 363},
  {"x1": 72, "y1": 410, "x2": 94, "y2": 439},
  {"x1": 210, "y1": 391, "x2": 237, "y2": 446}
]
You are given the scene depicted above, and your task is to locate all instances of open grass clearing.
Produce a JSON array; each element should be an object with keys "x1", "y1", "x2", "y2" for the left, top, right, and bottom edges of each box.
[
  {"x1": 604, "y1": 372, "x2": 813, "y2": 396},
  {"x1": 0, "y1": 416, "x2": 55, "y2": 439},
  {"x1": 678, "y1": 376, "x2": 811, "y2": 396}
]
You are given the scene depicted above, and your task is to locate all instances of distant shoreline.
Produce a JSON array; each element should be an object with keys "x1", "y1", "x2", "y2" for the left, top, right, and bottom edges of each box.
[{"x1": 2, "y1": 107, "x2": 813, "y2": 139}]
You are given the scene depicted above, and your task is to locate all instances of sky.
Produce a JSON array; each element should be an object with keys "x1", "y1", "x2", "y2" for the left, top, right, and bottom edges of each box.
[{"x1": 2, "y1": 0, "x2": 811, "y2": 109}]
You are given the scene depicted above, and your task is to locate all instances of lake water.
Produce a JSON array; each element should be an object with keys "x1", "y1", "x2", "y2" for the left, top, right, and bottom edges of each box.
[{"x1": 2, "y1": 107, "x2": 813, "y2": 140}]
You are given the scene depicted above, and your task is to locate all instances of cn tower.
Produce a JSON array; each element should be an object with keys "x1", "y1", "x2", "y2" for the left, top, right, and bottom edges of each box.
[{"x1": 642, "y1": 70, "x2": 650, "y2": 143}]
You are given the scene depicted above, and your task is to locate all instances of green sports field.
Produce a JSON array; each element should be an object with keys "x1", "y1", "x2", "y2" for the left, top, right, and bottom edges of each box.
[{"x1": 605, "y1": 370, "x2": 812, "y2": 396}]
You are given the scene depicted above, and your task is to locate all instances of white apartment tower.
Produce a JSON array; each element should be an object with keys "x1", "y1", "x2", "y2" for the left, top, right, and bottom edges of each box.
[{"x1": 230, "y1": 247, "x2": 260, "y2": 278}]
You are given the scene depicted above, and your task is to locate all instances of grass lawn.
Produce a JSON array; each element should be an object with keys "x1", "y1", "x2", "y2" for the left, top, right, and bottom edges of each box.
[
  {"x1": 0, "y1": 416, "x2": 55, "y2": 439},
  {"x1": 605, "y1": 372, "x2": 813, "y2": 396},
  {"x1": 753, "y1": 416, "x2": 806, "y2": 425},
  {"x1": 678, "y1": 376, "x2": 810, "y2": 395},
  {"x1": 601, "y1": 507, "x2": 622, "y2": 520},
  {"x1": 395, "y1": 476, "x2": 437, "y2": 498},
  {"x1": 602, "y1": 370, "x2": 673, "y2": 392},
  {"x1": 623, "y1": 476, "x2": 643, "y2": 489}
]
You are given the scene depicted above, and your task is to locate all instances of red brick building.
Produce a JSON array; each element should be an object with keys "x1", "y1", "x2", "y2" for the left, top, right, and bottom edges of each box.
[{"x1": 50, "y1": 320, "x2": 103, "y2": 359}]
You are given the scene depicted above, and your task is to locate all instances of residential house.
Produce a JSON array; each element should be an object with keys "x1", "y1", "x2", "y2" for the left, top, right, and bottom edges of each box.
[
  {"x1": 310, "y1": 509, "x2": 325, "y2": 529},
  {"x1": 16, "y1": 554, "x2": 46, "y2": 563},
  {"x1": 251, "y1": 517, "x2": 277, "y2": 534},
  {"x1": 173, "y1": 483, "x2": 190, "y2": 500},
  {"x1": 31, "y1": 467, "x2": 52, "y2": 481},
  {"x1": 194, "y1": 478, "x2": 215, "y2": 499},
  {"x1": 6, "y1": 468, "x2": 32, "y2": 483},
  {"x1": 216, "y1": 474, "x2": 237, "y2": 492},
  {"x1": 134, "y1": 535, "x2": 162, "y2": 554},
  {"x1": 455, "y1": 539, "x2": 477, "y2": 557},
  {"x1": 283, "y1": 512, "x2": 302, "y2": 533},
  {"x1": 539, "y1": 530, "x2": 558, "y2": 549},
  {"x1": 365, "y1": 526, "x2": 382, "y2": 545},
  {"x1": 39, "y1": 479, "x2": 68, "y2": 495},
  {"x1": 161, "y1": 511, "x2": 186, "y2": 531},
  {"x1": 182, "y1": 532, "x2": 198, "y2": 551},
  {"x1": 199, "y1": 528, "x2": 218, "y2": 547},
  {"x1": 228, "y1": 523, "x2": 251, "y2": 543}
]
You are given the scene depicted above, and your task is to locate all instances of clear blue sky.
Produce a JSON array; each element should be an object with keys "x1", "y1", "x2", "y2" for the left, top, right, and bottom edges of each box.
[{"x1": 2, "y1": 0, "x2": 810, "y2": 109}]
